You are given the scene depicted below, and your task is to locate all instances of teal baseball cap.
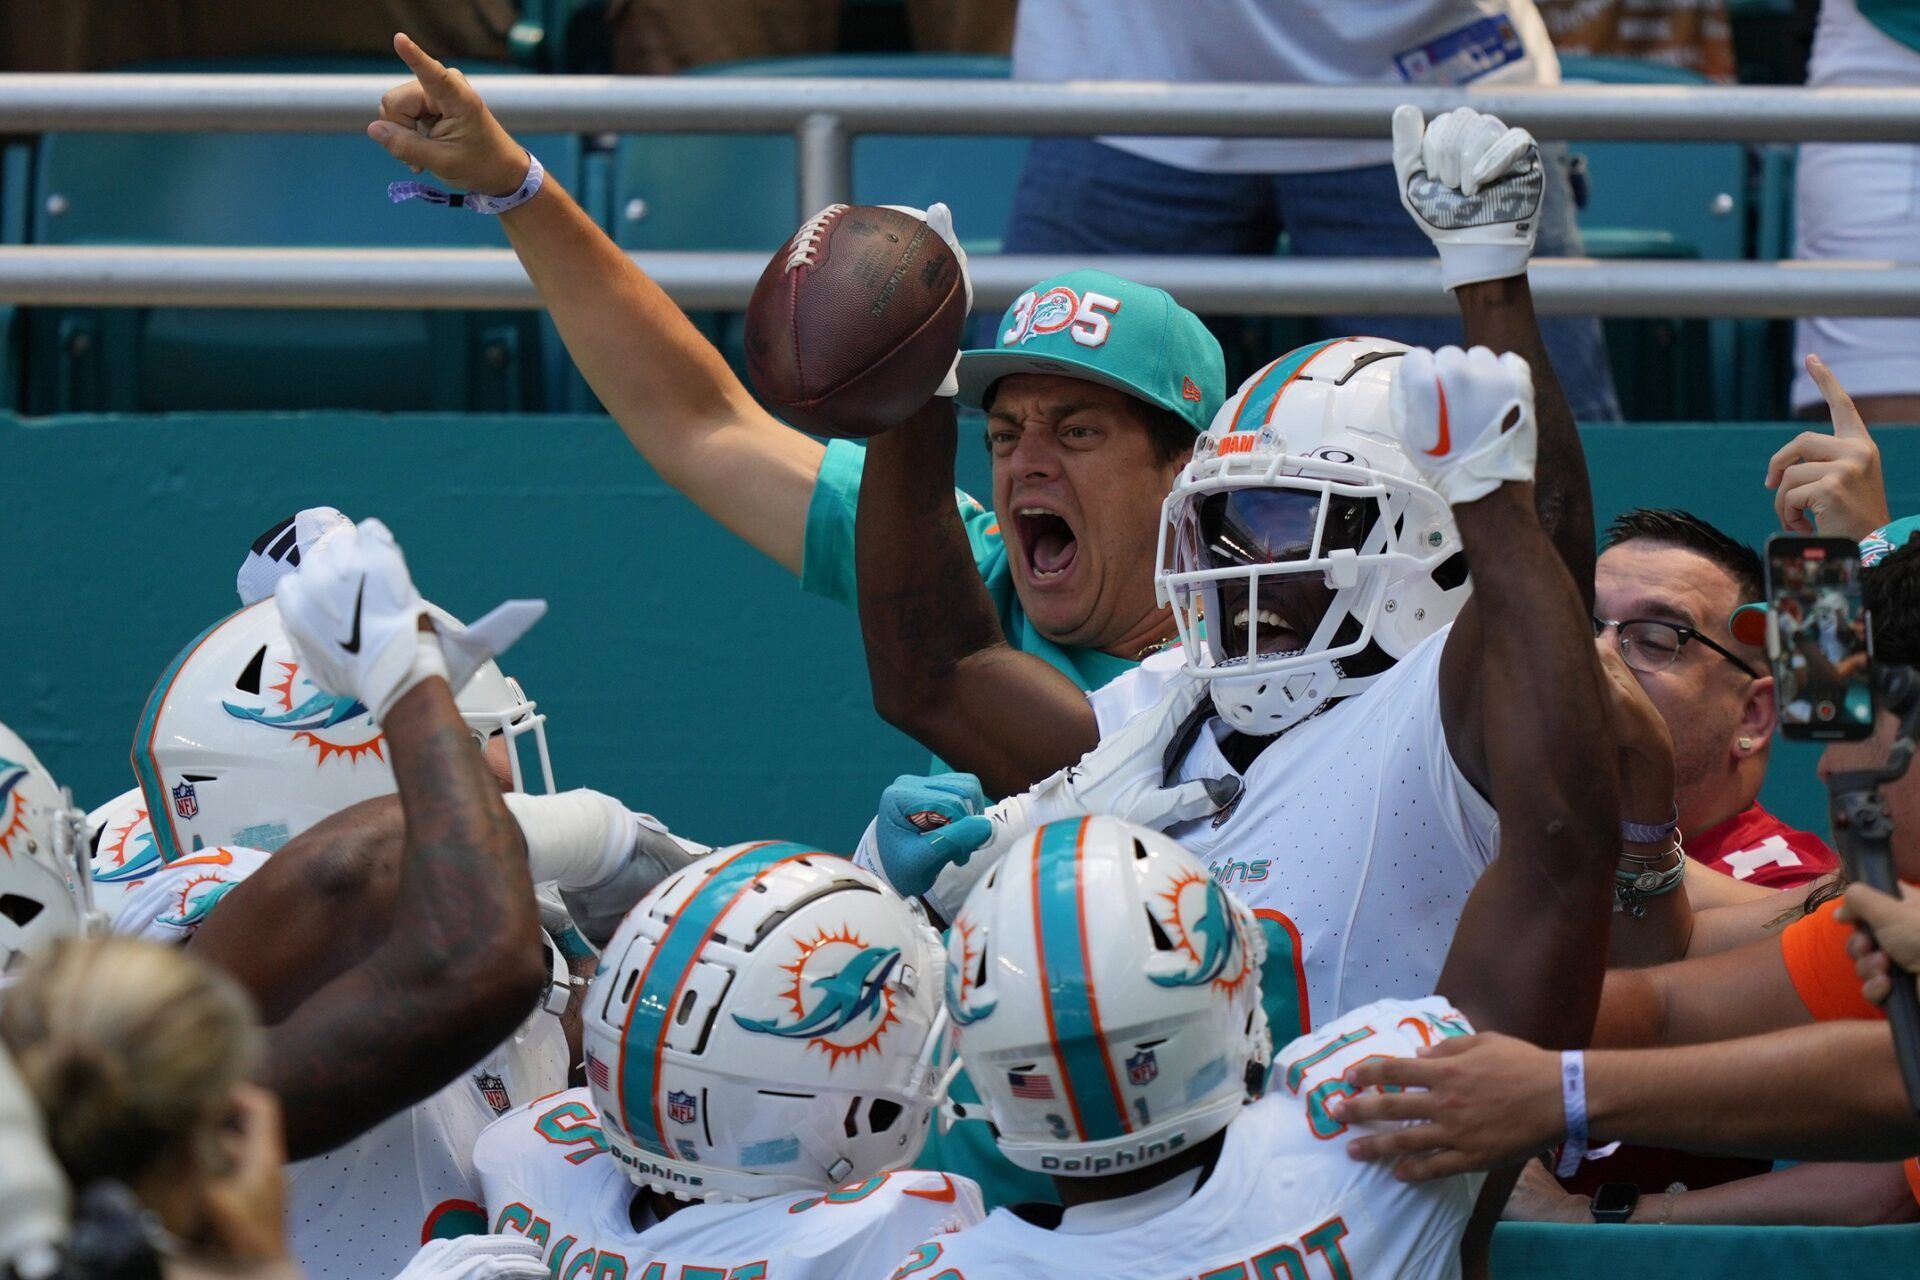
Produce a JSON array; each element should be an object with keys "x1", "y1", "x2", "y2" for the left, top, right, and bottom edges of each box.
[{"x1": 956, "y1": 269, "x2": 1226, "y2": 433}]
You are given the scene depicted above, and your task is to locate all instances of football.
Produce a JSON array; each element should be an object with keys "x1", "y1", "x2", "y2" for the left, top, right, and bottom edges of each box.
[{"x1": 744, "y1": 203, "x2": 968, "y2": 439}]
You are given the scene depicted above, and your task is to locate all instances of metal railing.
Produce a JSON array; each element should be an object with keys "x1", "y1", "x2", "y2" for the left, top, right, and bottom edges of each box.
[{"x1": 0, "y1": 75, "x2": 1915, "y2": 315}]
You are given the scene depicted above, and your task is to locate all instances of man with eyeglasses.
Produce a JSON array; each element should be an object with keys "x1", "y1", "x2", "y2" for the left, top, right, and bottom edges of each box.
[{"x1": 1594, "y1": 509, "x2": 1839, "y2": 891}]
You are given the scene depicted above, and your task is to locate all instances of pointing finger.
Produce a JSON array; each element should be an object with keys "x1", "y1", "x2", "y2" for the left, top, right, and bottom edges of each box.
[
  {"x1": 394, "y1": 32, "x2": 458, "y2": 95},
  {"x1": 1807, "y1": 353, "x2": 1870, "y2": 440}
]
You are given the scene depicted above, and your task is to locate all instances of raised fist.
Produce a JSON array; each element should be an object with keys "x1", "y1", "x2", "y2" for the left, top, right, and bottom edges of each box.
[
  {"x1": 1393, "y1": 104, "x2": 1543, "y2": 290},
  {"x1": 1388, "y1": 345, "x2": 1538, "y2": 506}
]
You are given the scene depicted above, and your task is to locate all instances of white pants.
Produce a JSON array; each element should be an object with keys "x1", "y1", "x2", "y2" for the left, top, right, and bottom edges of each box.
[
  {"x1": 1791, "y1": 0, "x2": 1920, "y2": 411},
  {"x1": 1791, "y1": 139, "x2": 1920, "y2": 410}
]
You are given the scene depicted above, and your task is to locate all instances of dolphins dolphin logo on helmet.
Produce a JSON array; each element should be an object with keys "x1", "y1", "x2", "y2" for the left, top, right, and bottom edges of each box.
[
  {"x1": 93, "y1": 823, "x2": 163, "y2": 884},
  {"x1": 1152, "y1": 880, "x2": 1238, "y2": 989},
  {"x1": 223, "y1": 688, "x2": 369, "y2": 734},
  {"x1": 0, "y1": 759, "x2": 27, "y2": 857},
  {"x1": 733, "y1": 945, "x2": 902, "y2": 1040},
  {"x1": 159, "y1": 875, "x2": 240, "y2": 929}
]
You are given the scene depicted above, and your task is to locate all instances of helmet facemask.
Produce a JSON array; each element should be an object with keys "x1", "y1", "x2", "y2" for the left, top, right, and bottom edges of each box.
[{"x1": 1159, "y1": 443, "x2": 1461, "y2": 736}]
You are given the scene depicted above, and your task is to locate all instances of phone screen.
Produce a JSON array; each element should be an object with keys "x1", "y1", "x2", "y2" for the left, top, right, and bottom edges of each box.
[{"x1": 1766, "y1": 535, "x2": 1874, "y2": 740}]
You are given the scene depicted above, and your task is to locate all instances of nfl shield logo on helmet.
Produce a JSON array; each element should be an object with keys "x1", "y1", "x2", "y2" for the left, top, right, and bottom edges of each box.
[
  {"x1": 1127, "y1": 1049, "x2": 1159, "y2": 1087},
  {"x1": 668, "y1": 1090, "x2": 698, "y2": 1125},
  {"x1": 171, "y1": 780, "x2": 199, "y2": 820},
  {"x1": 472, "y1": 1070, "x2": 511, "y2": 1116}
]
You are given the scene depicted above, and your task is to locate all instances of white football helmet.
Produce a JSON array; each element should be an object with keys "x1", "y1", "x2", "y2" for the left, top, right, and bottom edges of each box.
[
  {"x1": 583, "y1": 842, "x2": 951, "y2": 1203},
  {"x1": 0, "y1": 720, "x2": 98, "y2": 971},
  {"x1": 945, "y1": 815, "x2": 1270, "y2": 1176},
  {"x1": 1156, "y1": 337, "x2": 1471, "y2": 734},
  {"x1": 87, "y1": 787, "x2": 159, "y2": 917},
  {"x1": 132, "y1": 599, "x2": 554, "y2": 866}
]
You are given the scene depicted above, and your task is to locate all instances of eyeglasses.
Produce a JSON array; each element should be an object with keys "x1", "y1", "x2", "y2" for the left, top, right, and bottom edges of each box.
[{"x1": 1593, "y1": 616, "x2": 1764, "y2": 680}]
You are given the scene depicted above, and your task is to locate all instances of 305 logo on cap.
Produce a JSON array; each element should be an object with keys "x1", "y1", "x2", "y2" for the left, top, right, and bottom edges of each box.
[{"x1": 1002, "y1": 286, "x2": 1122, "y2": 349}]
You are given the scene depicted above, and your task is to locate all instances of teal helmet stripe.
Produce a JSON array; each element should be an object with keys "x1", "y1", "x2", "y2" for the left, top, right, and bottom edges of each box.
[
  {"x1": 1221, "y1": 338, "x2": 1346, "y2": 435},
  {"x1": 1032, "y1": 818, "x2": 1130, "y2": 1142},
  {"x1": 131, "y1": 604, "x2": 251, "y2": 866},
  {"x1": 615, "y1": 840, "x2": 820, "y2": 1156}
]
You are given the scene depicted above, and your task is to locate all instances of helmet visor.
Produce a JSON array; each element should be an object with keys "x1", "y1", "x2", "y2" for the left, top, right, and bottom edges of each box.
[
  {"x1": 1179, "y1": 489, "x2": 1381, "y2": 663},
  {"x1": 1193, "y1": 489, "x2": 1378, "y2": 569}
]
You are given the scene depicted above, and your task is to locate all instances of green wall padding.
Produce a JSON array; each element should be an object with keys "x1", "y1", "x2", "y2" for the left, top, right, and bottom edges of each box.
[
  {"x1": 1490, "y1": 1220, "x2": 1920, "y2": 1275},
  {"x1": 6, "y1": 413, "x2": 1918, "y2": 852}
]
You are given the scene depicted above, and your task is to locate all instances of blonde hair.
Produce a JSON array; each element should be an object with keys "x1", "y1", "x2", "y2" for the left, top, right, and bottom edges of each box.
[{"x1": 0, "y1": 936, "x2": 263, "y2": 1189}]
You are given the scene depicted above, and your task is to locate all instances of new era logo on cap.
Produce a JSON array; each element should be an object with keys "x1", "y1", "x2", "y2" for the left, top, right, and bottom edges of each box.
[{"x1": 1182, "y1": 376, "x2": 1202, "y2": 402}]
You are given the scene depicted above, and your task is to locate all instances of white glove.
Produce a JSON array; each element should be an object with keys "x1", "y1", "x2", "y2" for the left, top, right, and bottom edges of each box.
[
  {"x1": 1392, "y1": 105, "x2": 1542, "y2": 291},
  {"x1": 275, "y1": 517, "x2": 545, "y2": 724},
  {"x1": 918, "y1": 673, "x2": 1240, "y2": 922},
  {"x1": 1388, "y1": 345, "x2": 1538, "y2": 506},
  {"x1": 391, "y1": 1236, "x2": 549, "y2": 1280},
  {"x1": 881, "y1": 201, "x2": 970, "y2": 397}
]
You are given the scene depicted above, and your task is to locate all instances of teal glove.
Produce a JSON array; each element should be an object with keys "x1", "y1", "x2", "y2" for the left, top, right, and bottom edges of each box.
[{"x1": 875, "y1": 772, "x2": 995, "y2": 899}]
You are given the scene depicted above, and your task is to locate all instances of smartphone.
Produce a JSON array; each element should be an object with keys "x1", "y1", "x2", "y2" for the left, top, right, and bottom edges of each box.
[{"x1": 1766, "y1": 535, "x2": 1875, "y2": 740}]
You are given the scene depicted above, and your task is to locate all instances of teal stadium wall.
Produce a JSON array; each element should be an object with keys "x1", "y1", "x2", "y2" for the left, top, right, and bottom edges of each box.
[
  {"x1": 10, "y1": 412, "x2": 1920, "y2": 1273},
  {"x1": 6, "y1": 414, "x2": 1920, "y2": 852}
]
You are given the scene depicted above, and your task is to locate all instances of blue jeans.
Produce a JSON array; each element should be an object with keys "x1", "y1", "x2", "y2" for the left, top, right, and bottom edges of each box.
[{"x1": 996, "y1": 138, "x2": 1622, "y2": 423}]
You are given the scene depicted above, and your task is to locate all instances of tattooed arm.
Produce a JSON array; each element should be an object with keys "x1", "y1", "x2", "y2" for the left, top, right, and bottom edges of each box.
[
  {"x1": 191, "y1": 797, "x2": 404, "y2": 1026},
  {"x1": 195, "y1": 671, "x2": 546, "y2": 1159},
  {"x1": 856, "y1": 398, "x2": 1099, "y2": 798}
]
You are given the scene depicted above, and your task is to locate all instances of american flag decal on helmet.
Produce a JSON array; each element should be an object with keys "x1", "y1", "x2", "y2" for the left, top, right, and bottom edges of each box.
[{"x1": 1008, "y1": 1070, "x2": 1055, "y2": 1099}]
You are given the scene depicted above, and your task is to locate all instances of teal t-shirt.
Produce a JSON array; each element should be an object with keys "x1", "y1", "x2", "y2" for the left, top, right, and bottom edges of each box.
[
  {"x1": 803, "y1": 439, "x2": 1140, "y2": 698},
  {"x1": 802, "y1": 438, "x2": 1139, "y2": 1209},
  {"x1": 1861, "y1": 1, "x2": 1920, "y2": 54}
]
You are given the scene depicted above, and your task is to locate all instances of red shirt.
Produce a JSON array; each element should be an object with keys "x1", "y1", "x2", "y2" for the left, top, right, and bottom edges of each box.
[{"x1": 1686, "y1": 802, "x2": 1840, "y2": 889}]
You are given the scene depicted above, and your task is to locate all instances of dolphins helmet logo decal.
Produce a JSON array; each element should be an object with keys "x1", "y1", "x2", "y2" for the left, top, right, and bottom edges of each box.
[
  {"x1": 1152, "y1": 869, "x2": 1254, "y2": 995},
  {"x1": 222, "y1": 660, "x2": 384, "y2": 767},
  {"x1": 159, "y1": 871, "x2": 240, "y2": 930},
  {"x1": 732, "y1": 926, "x2": 903, "y2": 1069},
  {"x1": 94, "y1": 809, "x2": 162, "y2": 887},
  {"x1": 943, "y1": 914, "x2": 997, "y2": 1026},
  {"x1": 0, "y1": 758, "x2": 30, "y2": 858}
]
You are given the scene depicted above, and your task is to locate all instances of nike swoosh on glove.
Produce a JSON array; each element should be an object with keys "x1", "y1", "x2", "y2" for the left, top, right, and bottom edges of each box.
[
  {"x1": 1393, "y1": 104, "x2": 1543, "y2": 290},
  {"x1": 879, "y1": 201, "x2": 970, "y2": 396},
  {"x1": 390, "y1": 1235, "x2": 549, "y2": 1280},
  {"x1": 276, "y1": 517, "x2": 546, "y2": 724},
  {"x1": 1388, "y1": 345, "x2": 1538, "y2": 506},
  {"x1": 870, "y1": 772, "x2": 996, "y2": 900},
  {"x1": 273, "y1": 517, "x2": 433, "y2": 724}
]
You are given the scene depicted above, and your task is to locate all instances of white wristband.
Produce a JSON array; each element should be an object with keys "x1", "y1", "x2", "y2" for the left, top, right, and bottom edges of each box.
[
  {"x1": 1554, "y1": 1050, "x2": 1590, "y2": 1177},
  {"x1": 374, "y1": 629, "x2": 449, "y2": 724},
  {"x1": 387, "y1": 151, "x2": 545, "y2": 216},
  {"x1": 504, "y1": 790, "x2": 637, "y2": 891}
]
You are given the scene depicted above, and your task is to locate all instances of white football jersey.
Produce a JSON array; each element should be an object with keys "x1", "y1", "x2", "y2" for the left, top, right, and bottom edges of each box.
[
  {"x1": 898, "y1": 998, "x2": 1483, "y2": 1280},
  {"x1": 1087, "y1": 625, "x2": 1496, "y2": 1040},
  {"x1": 289, "y1": 1017, "x2": 570, "y2": 1280},
  {"x1": 472, "y1": 1087, "x2": 984, "y2": 1279}
]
